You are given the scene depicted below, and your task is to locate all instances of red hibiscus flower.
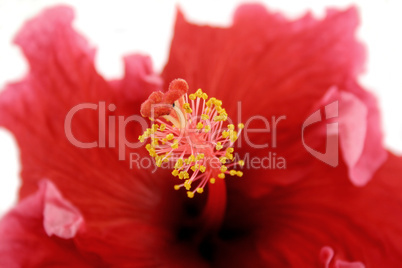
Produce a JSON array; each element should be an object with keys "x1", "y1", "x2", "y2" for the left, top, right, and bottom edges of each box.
[{"x1": 1, "y1": 4, "x2": 402, "y2": 268}]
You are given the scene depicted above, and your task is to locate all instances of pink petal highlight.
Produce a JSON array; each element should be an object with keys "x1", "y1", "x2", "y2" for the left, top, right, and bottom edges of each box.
[
  {"x1": 320, "y1": 246, "x2": 365, "y2": 268},
  {"x1": 318, "y1": 86, "x2": 387, "y2": 185},
  {"x1": 42, "y1": 180, "x2": 84, "y2": 239},
  {"x1": 320, "y1": 246, "x2": 335, "y2": 268},
  {"x1": 339, "y1": 92, "x2": 368, "y2": 168},
  {"x1": 335, "y1": 260, "x2": 365, "y2": 268},
  {"x1": 0, "y1": 180, "x2": 90, "y2": 267}
]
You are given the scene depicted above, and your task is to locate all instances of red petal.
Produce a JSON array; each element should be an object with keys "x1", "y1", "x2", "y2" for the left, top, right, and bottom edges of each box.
[
  {"x1": 0, "y1": 180, "x2": 92, "y2": 267},
  {"x1": 162, "y1": 5, "x2": 373, "y2": 189},
  {"x1": 109, "y1": 54, "x2": 163, "y2": 102},
  {"x1": 0, "y1": 5, "x2": 160, "y2": 214},
  {"x1": 164, "y1": 4, "x2": 365, "y2": 121},
  {"x1": 240, "y1": 153, "x2": 402, "y2": 267},
  {"x1": 0, "y1": 6, "x2": 183, "y2": 265}
]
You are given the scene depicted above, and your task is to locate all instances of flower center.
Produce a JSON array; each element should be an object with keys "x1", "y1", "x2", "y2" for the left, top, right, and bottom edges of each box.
[{"x1": 139, "y1": 79, "x2": 244, "y2": 198}]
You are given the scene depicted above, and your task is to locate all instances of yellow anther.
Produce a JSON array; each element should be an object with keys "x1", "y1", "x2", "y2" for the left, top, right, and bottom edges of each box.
[
  {"x1": 216, "y1": 142, "x2": 223, "y2": 150},
  {"x1": 191, "y1": 164, "x2": 200, "y2": 172},
  {"x1": 199, "y1": 165, "x2": 206, "y2": 173},
  {"x1": 229, "y1": 170, "x2": 237, "y2": 176},
  {"x1": 174, "y1": 159, "x2": 183, "y2": 169},
  {"x1": 171, "y1": 140, "x2": 179, "y2": 149},
  {"x1": 196, "y1": 188, "x2": 204, "y2": 194},
  {"x1": 196, "y1": 153, "x2": 205, "y2": 161},
  {"x1": 145, "y1": 144, "x2": 152, "y2": 151},
  {"x1": 238, "y1": 123, "x2": 244, "y2": 129},
  {"x1": 214, "y1": 114, "x2": 227, "y2": 122},
  {"x1": 174, "y1": 185, "x2": 180, "y2": 190},
  {"x1": 227, "y1": 148, "x2": 234, "y2": 153},
  {"x1": 138, "y1": 135, "x2": 145, "y2": 142},
  {"x1": 230, "y1": 131, "x2": 238, "y2": 142},
  {"x1": 180, "y1": 171, "x2": 189, "y2": 179},
  {"x1": 161, "y1": 138, "x2": 167, "y2": 144},
  {"x1": 226, "y1": 152, "x2": 234, "y2": 160},
  {"x1": 213, "y1": 115, "x2": 221, "y2": 121},
  {"x1": 189, "y1": 94, "x2": 196, "y2": 100},
  {"x1": 148, "y1": 148, "x2": 156, "y2": 157},
  {"x1": 220, "y1": 110, "x2": 227, "y2": 116},
  {"x1": 155, "y1": 157, "x2": 162, "y2": 167},
  {"x1": 214, "y1": 99, "x2": 222, "y2": 107},
  {"x1": 206, "y1": 98, "x2": 216, "y2": 107},
  {"x1": 218, "y1": 173, "x2": 225, "y2": 179},
  {"x1": 228, "y1": 124, "x2": 235, "y2": 131},
  {"x1": 183, "y1": 103, "x2": 193, "y2": 113},
  {"x1": 152, "y1": 124, "x2": 159, "y2": 131},
  {"x1": 204, "y1": 125, "x2": 211, "y2": 132},
  {"x1": 187, "y1": 191, "x2": 194, "y2": 198},
  {"x1": 166, "y1": 133, "x2": 174, "y2": 140},
  {"x1": 184, "y1": 180, "x2": 192, "y2": 190},
  {"x1": 151, "y1": 139, "x2": 159, "y2": 147},
  {"x1": 210, "y1": 178, "x2": 216, "y2": 184},
  {"x1": 201, "y1": 93, "x2": 208, "y2": 100},
  {"x1": 185, "y1": 155, "x2": 195, "y2": 164},
  {"x1": 195, "y1": 88, "x2": 203, "y2": 97},
  {"x1": 220, "y1": 165, "x2": 228, "y2": 172},
  {"x1": 222, "y1": 131, "x2": 229, "y2": 138},
  {"x1": 159, "y1": 124, "x2": 166, "y2": 131},
  {"x1": 220, "y1": 157, "x2": 227, "y2": 164},
  {"x1": 201, "y1": 114, "x2": 210, "y2": 120},
  {"x1": 196, "y1": 122, "x2": 204, "y2": 129},
  {"x1": 237, "y1": 171, "x2": 243, "y2": 177},
  {"x1": 238, "y1": 160, "x2": 245, "y2": 166}
]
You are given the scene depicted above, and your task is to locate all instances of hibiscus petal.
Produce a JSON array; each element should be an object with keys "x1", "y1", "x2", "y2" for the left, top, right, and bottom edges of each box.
[
  {"x1": 243, "y1": 153, "x2": 402, "y2": 267},
  {"x1": 0, "y1": 180, "x2": 91, "y2": 267},
  {"x1": 109, "y1": 54, "x2": 163, "y2": 102},
  {"x1": 163, "y1": 4, "x2": 365, "y2": 130},
  {"x1": 162, "y1": 4, "x2": 369, "y2": 190},
  {"x1": 0, "y1": 6, "x2": 196, "y2": 266},
  {"x1": 0, "y1": 5, "x2": 160, "y2": 218}
]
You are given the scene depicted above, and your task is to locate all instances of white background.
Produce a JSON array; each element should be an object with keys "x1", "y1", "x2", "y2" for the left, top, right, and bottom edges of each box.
[{"x1": 0, "y1": 0, "x2": 401, "y2": 215}]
